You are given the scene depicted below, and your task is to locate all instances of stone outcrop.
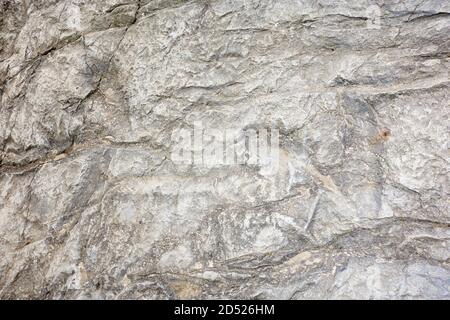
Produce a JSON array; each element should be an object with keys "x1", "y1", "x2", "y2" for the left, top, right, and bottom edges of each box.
[{"x1": 0, "y1": 0, "x2": 449, "y2": 299}]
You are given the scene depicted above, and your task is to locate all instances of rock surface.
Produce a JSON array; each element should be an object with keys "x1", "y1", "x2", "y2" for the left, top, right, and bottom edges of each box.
[{"x1": 0, "y1": 0, "x2": 449, "y2": 299}]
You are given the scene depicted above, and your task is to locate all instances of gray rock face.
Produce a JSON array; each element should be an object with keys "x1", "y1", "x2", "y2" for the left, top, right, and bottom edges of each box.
[{"x1": 0, "y1": 0, "x2": 449, "y2": 299}]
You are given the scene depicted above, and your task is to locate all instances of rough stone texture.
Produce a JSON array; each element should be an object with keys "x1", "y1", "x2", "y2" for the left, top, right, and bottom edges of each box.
[{"x1": 0, "y1": 0, "x2": 449, "y2": 299}]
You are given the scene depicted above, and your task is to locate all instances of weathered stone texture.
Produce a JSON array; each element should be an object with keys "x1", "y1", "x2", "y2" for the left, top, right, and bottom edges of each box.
[{"x1": 0, "y1": 0, "x2": 449, "y2": 299}]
